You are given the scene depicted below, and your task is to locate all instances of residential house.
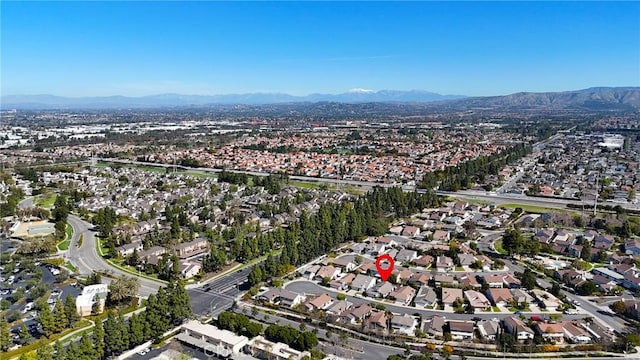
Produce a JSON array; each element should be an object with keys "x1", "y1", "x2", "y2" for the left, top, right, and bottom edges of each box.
[
  {"x1": 554, "y1": 229, "x2": 572, "y2": 243},
  {"x1": 412, "y1": 255, "x2": 434, "y2": 268},
  {"x1": 464, "y1": 290, "x2": 491, "y2": 311},
  {"x1": 531, "y1": 290, "x2": 561, "y2": 312},
  {"x1": 331, "y1": 258, "x2": 356, "y2": 272},
  {"x1": 562, "y1": 322, "x2": 591, "y2": 344},
  {"x1": 395, "y1": 249, "x2": 418, "y2": 263},
  {"x1": 458, "y1": 253, "x2": 476, "y2": 267},
  {"x1": 486, "y1": 288, "x2": 513, "y2": 307},
  {"x1": 503, "y1": 316, "x2": 534, "y2": 341},
  {"x1": 390, "y1": 286, "x2": 416, "y2": 306},
  {"x1": 458, "y1": 273, "x2": 481, "y2": 289},
  {"x1": 535, "y1": 229, "x2": 555, "y2": 244},
  {"x1": 477, "y1": 319, "x2": 500, "y2": 341},
  {"x1": 326, "y1": 300, "x2": 353, "y2": 316},
  {"x1": 391, "y1": 314, "x2": 417, "y2": 336},
  {"x1": 376, "y1": 236, "x2": 397, "y2": 247},
  {"x1": 625, "y1": 239, "x2": 640, "y2": 256},
  {"x1": 448, "y1": 321, "x2": 474, "y2": 340},
  {"x1": 408, "y1": 272, "x2": 431, "y2": 287},
  {"x1": 303, "y1": 265, "x2": 320, "y2": 280},
  {"x1": 246, "y1": 336, "x2": 310, "y2": 360},
  {"x1": 535, "y1": 322, "x2": 565, "y2": 344},
  {"x1": 365, "y1": 311, "x2": 388, "y2": 333},
  {"x1": 174, "y1": 238, "x2": 209, "y2": 259},
  {"x1": 623, "y1": 272, "x2": 640, "y2": 290},
  {"x1": 371, "y1": 282, "x2": 396, "y2": 298},
  {"x1": 305, "y1": 294, "x2": 333, "y2": 311},
  {"x1": 350, "y1": 274, "x2": 377, "y2": 292},
  {"x1": 432, "y1": 230, "x2": 450, "y2": 242},
  {"x1": 594, "y1": 235, "x2": 615, "y2": 250},
  {"x1": 315, "y1": 266, "x2": 341, "y2": 282},
  {"x1": 421, "y1": 315, "x2": 445, "y2": 338},
  {"x1": 510, "y1": 288, "x2": 534, "y2": 306},
  {"x1": 482, "y1": 274, "x2": 505, "y2": 288},
  {"x1": 339, "y1": 304, "x2": 372, "y2": 324},
  {"x1": 436, "y1": 256, "x2": 454, "y2": 272},
  {"x1": 402, "y1": 226, "x2": 420, "y2": 238},
  {"x1": 258, "y1": 289, "x2": 306, "y2": 308},
  {"x1": 414, "y1": 286, "x2": 438, "y2": 308},
  {"x1": 117, "y1": 241, "x2": 143, "y2": 257},
  {"x1": 502, "y1": 274, "x2": 522, "y2": 289},
  {"x1": 441, "y1": 288, "x2": 463, "y2": 307}
]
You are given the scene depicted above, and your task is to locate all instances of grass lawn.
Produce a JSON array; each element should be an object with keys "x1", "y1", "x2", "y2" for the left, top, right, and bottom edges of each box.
[
  {"x1": 493, "y1": 239, "x2": 508, "y2": 255},
  {"x1": 64, "y1": 261, "x2": 77, "y2": 272},
  {"x1": 65, "y1": 224, "x2": 73, "y2": 240},
  {"x1": 182, "y1": 170, "x2": 218, "y2": 179},
  {"x1": 36, "y1": 193, "x2": 58, "y2": 208},
  {"x1": 455, "y1": 266, "x2": 464, "y2": 271},
  {"x1": 57, "y1": 239, "x2": 71, "y2": 251},
  {"x1": 492, "y1": 306, "x2": 501, "y2": 312},
  {"x1": 57, "y1": 224, "x2": 73, "y2": 250},
  {"x1": 289, "y1": 180, "x2": 324, "y2": 189},
  {"x1": 499, "y1": 203, "x2": 578, "y2": 215}
]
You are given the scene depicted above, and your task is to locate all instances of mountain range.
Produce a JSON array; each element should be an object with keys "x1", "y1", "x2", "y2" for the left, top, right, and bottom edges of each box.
[{"x1": 1, "y1": 87, "x2": 639, "y2": 111}]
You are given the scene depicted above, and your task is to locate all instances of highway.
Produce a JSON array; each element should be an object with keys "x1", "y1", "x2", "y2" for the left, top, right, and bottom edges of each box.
[{"x1": 99, "y1": 157, "x2": 640, "y2": 212}]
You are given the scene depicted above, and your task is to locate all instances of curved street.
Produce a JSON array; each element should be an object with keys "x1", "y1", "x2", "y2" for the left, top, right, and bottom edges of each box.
[{"x1": 66, "y1": 214, "x2": 162, "y2": 296}]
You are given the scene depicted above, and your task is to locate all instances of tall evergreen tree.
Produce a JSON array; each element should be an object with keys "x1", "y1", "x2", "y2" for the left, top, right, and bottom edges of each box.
[
  {"x1": 93, "y1": 318, "x2": 105, "y2": 359},
  {"x1": 38, "y1": 303, "x2": 56, "y2": 337},
  {"x1": 36, "y1": 342, "x2": 54, "y2": 360},
  {"x1": 63, "y1": 295, "x2": 80, "y2": 327},
  {"x1": 53, "y1": 300, "x2": 67, "y2": 333},
  {"x1": 0, "y1": 316, "x2": 10, "y2": 351}
]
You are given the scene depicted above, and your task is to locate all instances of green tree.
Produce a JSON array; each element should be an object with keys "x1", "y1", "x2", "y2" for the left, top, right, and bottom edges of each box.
[
  {"x1": 93, "y1": 317, "x2": 105, "y2": 359},
  {"x1": 128, "y1": 313, "x2": 145, "y2": 346},
  {"x1": 53, "y1": 300, "x2": 67, "y2": 333},
  {"x1": 63, "y1": 294, "x2": 80, "y2": 327},
  {"x1": 19, "y1": 323, "x2": 31, "y2": 345},
  {"x1": 611, "y1": 300, "x2": 627, "y2": 314},
  {"x1": 0, "y1": 316, "x2": 10, "y2": 352},
  {"x1": 38, "y1": 303, "x2": 56, "y2": 337},
  {"x1": 108, "y1": 276, "x2": 140, "y2": 305},
  {"x1": 520, "y1": 269, "x2": 537, "y2": 290},
  {"x1": 36, "y1": 342, "x2": 54, "y2": 360},
  {"x1": 78, "y1": 333, "x2": 95, "y2": 359}
]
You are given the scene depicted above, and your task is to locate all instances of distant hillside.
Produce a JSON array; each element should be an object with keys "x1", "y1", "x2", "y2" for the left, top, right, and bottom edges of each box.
[
  {"x1": 445, "y1": 87, "x2": 640, "y2": 111},
  {"x1": 1, "y1": 87, "x2": 638, "y2": 111},
  {"x1": 0, "y1": 90, "x2": 465, "y2": 110}
]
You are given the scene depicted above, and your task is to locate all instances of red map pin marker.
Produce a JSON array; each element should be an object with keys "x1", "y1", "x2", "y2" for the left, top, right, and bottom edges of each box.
[{"x1": 375, "y1": 254, "x2": 395, "y2": 282}]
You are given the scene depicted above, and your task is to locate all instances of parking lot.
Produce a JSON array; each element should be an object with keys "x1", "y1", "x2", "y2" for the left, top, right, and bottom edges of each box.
[{"x1": 1, "y1": 260, "x2": 81, "y2": 348}]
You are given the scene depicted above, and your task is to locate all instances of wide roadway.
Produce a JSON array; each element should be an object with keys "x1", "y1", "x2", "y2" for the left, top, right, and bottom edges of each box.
[{"x1": 66, "y1": 214, "x2": 162, "y2": 296}]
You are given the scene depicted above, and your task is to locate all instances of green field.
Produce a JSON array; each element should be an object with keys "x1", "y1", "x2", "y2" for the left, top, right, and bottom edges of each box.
[
  {"x1": 36, "y1": 193, "x2": 58, "y2": 208},
  {"x1": 493, "y1": 239, "x2": 508, "y2": 255},
  {"x1": 498, "y1": 203, "x2": 571, "y2": 214},
  {"x1": 58, "y1": 239, "x2": 71, "y2": 251}
]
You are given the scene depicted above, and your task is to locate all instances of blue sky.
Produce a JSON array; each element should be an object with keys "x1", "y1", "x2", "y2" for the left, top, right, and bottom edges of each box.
[{"x1": 2, "y1": 1, "x2": 639, "y2": 97}]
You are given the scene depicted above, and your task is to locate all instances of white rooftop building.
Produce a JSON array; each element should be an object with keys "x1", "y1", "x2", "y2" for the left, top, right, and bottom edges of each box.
[
  {"x1": 76, "y1": 284, "x2": 108, "y2": 316},
  {"x1": 245, "y1": 336, "x2": 310, "y2": 360},
  {"x1": 177, "y1": 320, "x2": 249, "y2": 357}
]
